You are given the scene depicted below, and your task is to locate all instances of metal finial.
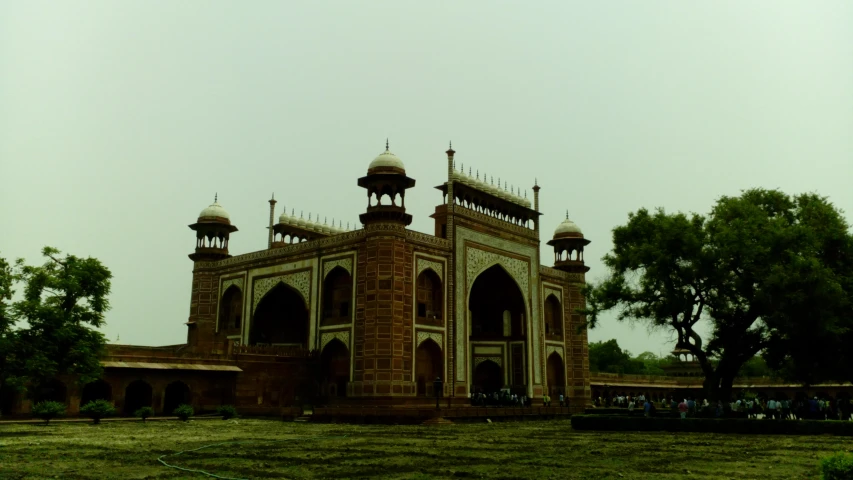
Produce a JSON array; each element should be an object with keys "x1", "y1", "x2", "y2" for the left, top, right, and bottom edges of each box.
[
  {"x1": 214, "y1": 193, "x2": 218, "y2": 203},
  {"x1": 291, "y1": 208, "x2": 295, "y2": 216},
  {"x1": 271, "y1": 192, "x2": 274, "y2": 200},
  {"x1": 347, "y1": 222, "x2": 350, "y2": 229},
  {"x1": 449, "y1": 141, "x2": 452, "y2": 149},
  {"x1": 300, "y1": 211, "x2": 303, "y2": 218},
  {"x1": 524, "y1": 190, "x2": 527, "y2": 198},
  {"x1": 468, "y1": 167, "x2": 472, "y2": 176},
  {"x1": 566, "y1": 210, "x2": 569, "y2": 219},
  {"x1": 476, "y1": 169, "x2": 479, "y2": 180},
  {"x1": 490, "y1": 176, "x2": 494, "y2": 185},
  {"x1": 324, "y1": 216, "x2": 327, "y2": 225},
  {"x1": 386, "y1": 138, "x2": 389, "y2": 150},
  {"x1": 308, "y1": 213, "x2": 312, "y2": 221},
  {"x1": 535, "y1": 178, "x2": 538, "y2": 186},
  {"x1": 339, "y1": 220, "x2": 342, "y2": 228}
]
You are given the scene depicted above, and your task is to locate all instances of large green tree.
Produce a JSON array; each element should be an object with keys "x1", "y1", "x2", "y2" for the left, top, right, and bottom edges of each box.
[
  {"x1": 583, "y1": 189, "x2": 853, "y2": 401},
  {"x1": 0, "y1": 247, "x2": 111, "y2": 408}
]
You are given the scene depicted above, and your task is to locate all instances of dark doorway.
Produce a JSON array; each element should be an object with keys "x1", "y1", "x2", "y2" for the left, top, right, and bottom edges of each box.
[
  {"x1": 320, "y1": 340, "x2": 350, "y2": 397},
  {"x1": 473, "y1": 360, "x2": 503, "y2": 393},
  {"x1": 163, "y1": 381, "x2": 191, "y2": 415},
  {"x1": 124, "y1": 380, "x2": 153, "y2": 416},
  {"x1": 251, "y1": 283, "x2": 309, "y2": 346},
  {"x1": 469, "y1": 265, "x2": 526, "y2": 339},
  {"x1": 416, "y1": 269, "x2": 443, "y2": 325},
  {"x1": 81, "y1": 380, "x2": 112, "y2": 406},
  {"x1": 415, "y1": 339, "x2": 443, "y2": 396},
  {"x1": 546, "y1": 353, "x2": 566, "y2": 397},
  {"x1": 322, "y1": 267, "x2": 353, "y2": 326},
  {"x1": 544, "y1": 294, "x2": 562, "y2": 336},
  {"x1": 219, "y1": 285, "x2": 243, "y2": 333}
]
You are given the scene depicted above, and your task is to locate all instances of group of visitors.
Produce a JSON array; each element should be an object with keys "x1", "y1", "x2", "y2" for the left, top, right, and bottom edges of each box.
[
  {"x1": 468, "y1": 390, "x2": 569, "y2": 408},
  {"x1": 595, "y1": 393, "x2": 853, "y2": 421}
]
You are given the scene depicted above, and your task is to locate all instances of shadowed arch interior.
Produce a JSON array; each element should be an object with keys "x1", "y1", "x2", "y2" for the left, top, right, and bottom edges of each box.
[
  {"x1": 33, "y1": 379, "x2": 67, "y2": 404},
  {"x1": 320, "y1": 339, "x2": 350, "y2": 397},
  {"x1": 416, "y1": 269, "x2": 443, "y2": 325},
  {"x1": 124, "y1": 380, "x2": 153, "y2": 415},
  {"x1": 546, "y1": 352, "x2": 566, "y2": 397},
  {"x1": 219, "y1": 285, "x2": 243, "y2": 332},
  {"x1": 81, "y1": 379, "x2": 112, "y2": 405},
  {"x1": 473, "y1": 360, "x2": 503, "y2": 394},
  {"x1": 415, "y1": 339, "x2": 443, "y2": 396},
  {"x1": 251, "y1": 283, "x2": 309, "y2": 346},
  {"x1": 544, "y1": 294, "x2": 562, "y2": 336},
  {"x1": 469, "y1": 264, "x2": 526, "y2": 338},
  {"x1": 163, "y1": 381, "x2": 191, "y2": 414},
  {"x1": 322, "y1": 267, "x2": 353, "y2": 326}
]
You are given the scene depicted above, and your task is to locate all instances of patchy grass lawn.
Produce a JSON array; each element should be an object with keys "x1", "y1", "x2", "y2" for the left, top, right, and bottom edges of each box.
[{"x1": 1, "y1": 418, "x2": 852, "y2": 479}]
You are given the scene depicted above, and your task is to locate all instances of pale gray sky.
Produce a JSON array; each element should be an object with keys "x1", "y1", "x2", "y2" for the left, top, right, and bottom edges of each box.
[{"x1": 1, "y1": 1, "x2": 851, "y2": 357}]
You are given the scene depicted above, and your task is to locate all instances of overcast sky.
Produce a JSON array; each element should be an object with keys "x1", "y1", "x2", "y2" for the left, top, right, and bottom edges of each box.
[{"x1": 1, "y1": 1, "x2": 851, "y2": 357}]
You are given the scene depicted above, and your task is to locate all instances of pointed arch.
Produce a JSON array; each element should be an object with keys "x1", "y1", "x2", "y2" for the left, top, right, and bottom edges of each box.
[
  {"x1": 472, "y1": 359, "x2": 503, "y2": 393},
  {"x1": 468, "y1": 264, "x2": 526, "y2": 338},
  {"x1": 546, "y1": 352, "x2": 566, "y2": 397},
  {"x1": 415, "y1": 339, "x2": 443, "y2": 396},
  {"x1": 322, "y1": 266, "x2": 353, "y2": 326},
  {"x1": 163, "y1": 381, "x2": 191, "y2": 415},
  {"x1": 219, "y1": 285, "x2": 243, "y2": 332},
  {"x1": 320, "y1": 339, "x2": 350, "y2": 397},
  {"x1": 81, "y1": 380, "x2": 112, "y2": 405},
  {"x1": 124, "y1": 380, "x2": 152, "y2": 415},
  {"x1": 250, "y1": 282, "x2": 309, "y2": 346},
  {"x1": 416, "y1": 268, "x2": 443, "y2": 324},
  {"x1": 544, "y1": 294, "x2": 562, "y2": 336}
]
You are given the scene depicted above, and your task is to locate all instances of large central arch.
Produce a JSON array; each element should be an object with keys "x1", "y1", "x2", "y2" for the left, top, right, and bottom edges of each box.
[
  {"x1": 468, "y1": 264, "x2": 528, "y2": 393},
  {"x1": 250, "y1": 283, "x2": 309, "y2": 346}
]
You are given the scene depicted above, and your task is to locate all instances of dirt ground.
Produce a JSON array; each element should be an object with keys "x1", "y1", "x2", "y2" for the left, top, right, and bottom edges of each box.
[{"x1": 1, "y1": 418, "x2": 851, "y2": 479}]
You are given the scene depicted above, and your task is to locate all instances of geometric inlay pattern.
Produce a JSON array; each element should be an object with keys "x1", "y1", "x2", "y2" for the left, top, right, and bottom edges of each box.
[
  {"x1": 543, "y1": 287, "x2": 562, "y2": 303},
  {"x1": 252, "y1": 270, "x2": 311, "y2": 312},
  {"x1": 323, "y1": 257, "x2": 353, "y2": 280},
  {"x1": 466, "y1": 248, "x2": 529, "y2": 301},
  {"x1": 416, "y1": 331, "x2": 443, "y2": 349},
  {"x1": 320, "y1": 330, "x2": 350, "y2": 351},
  {"x1": 220, "y1": 277, "x2": 244, "y2": 297},
  {"x1": 416, "y1": 258, "x2": 444, "y2": 281},
  {"x1": 473, "y1": 356, "x2": 502, "y2": 368},
  {"x1": 546, "y1": 344, "x2": 564, "y2": 360}
]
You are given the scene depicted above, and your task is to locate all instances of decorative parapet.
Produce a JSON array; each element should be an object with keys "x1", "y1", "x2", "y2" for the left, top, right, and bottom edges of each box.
[
  {"x1": 406, "y1": 230, "x2": 451, "y2": 249},
  {"x1": 230, "y1": 341, "x2": 314, "y2": 358},
  {"x1": 540, "y1": 266, "x2": 585, "y2": 283},
  {"x1": 195, "y1": 230, "x2": 366, "y2": 269},
  {"x1": 455, "y1": 207, "x2": 537, "y2": 239}
]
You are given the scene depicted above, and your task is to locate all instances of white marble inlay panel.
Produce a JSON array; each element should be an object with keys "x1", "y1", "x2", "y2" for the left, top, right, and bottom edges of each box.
[
  {"x1": 323, "y1": 258, "x2": 353, "y2": 279},
  {"x1": 466, "y1": 249, "x2": 529, "y2": 298},
  {"x1": 252, "y1": 270, "x2": 311, "y2": 312},
  {"x1": 320, "y1": 330, "x2": 350, "y2": 351},
  {"x1": 546, "y1": 344, "x2": 564, "y2": 360},
  {"x1": 416, "y1": 331, "x2": 443, "y2": 349},
  {"x1": 416, "y1": 258, "x2": 444, "y2": 281},
  {"x1": 473, "y1": 356, "x2": 502, "y2": 368},
  {"x1": 220, "y1": 277, "x2": 244, "y2": 297}
]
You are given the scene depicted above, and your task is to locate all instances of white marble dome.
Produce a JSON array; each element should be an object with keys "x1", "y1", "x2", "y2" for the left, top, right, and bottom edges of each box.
[
  {"x1": 198, "y1": 199, "x2": 230, "y2": 221},
  {"x1": 554, "y1": 218, "x2": 582, "y2": 236},
  {"x1": 368, "y1": 142, "x2": 405, "y2": 171}
]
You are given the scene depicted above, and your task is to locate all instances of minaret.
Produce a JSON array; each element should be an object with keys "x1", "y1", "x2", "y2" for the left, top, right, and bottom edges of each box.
[
  {"x1": 532, "y1": 179, "x2": 540, "y2": 236},
  {"x1": 356, "y1": 139, "x2": 416, "y2": 227},
  {"x1": 546, "y1": 212, "x2": 590, "y2": 273},
  {"x1": 267, "y1": 194, "x2": 276, "y2": 248},
  {"x1": 188, "y1": 194, "x2": 238, "y2": 261}
]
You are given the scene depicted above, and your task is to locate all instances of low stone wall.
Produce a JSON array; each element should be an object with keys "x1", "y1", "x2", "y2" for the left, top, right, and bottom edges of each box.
[{"x1": 312, "y1": 406, "x2": 573, "y2": 424}]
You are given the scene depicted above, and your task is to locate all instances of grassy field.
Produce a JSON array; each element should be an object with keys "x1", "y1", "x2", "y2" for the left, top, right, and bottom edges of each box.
[{"x1": 1, "y1": 418, "x2": 852, "y2": 479}]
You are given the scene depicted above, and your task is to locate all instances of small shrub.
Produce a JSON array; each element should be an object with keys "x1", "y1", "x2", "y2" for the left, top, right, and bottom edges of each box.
[
  {"x1": 80, "y1": 400, "x2": 115, "y2": 424},
  {"x1": 135, "y1": 406, "x2": 155, "y2": 422},
  {"x1": 217, "y1": 405, "x2": 237, "y2": 420},
  {"x1": 821, "y1": 452, "x2": 853, "y2": 480},
  {"x1": 32, "y1": 401, "x2": 66, "y2": 425},
  {"x1": 173, "y1": 404, "x2": 194, "y2": 421}
]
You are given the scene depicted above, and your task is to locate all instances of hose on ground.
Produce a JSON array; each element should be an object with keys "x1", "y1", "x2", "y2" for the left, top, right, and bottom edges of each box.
[{"x1": 157, "y1": 435, "x2": 349, "y2": 480}]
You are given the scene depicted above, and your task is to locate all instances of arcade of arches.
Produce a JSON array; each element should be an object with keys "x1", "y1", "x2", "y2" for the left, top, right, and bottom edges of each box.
[
  {"x1": 469, "y1": 264, "x2": 527, "y2": 394},
  {"x1": 250, "y1": 283, "x2": 309, "y2": 346}
]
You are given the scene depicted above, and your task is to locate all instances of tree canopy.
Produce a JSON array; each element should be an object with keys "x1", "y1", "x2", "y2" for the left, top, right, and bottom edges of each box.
[
  {"x1": 0, "y1": 247, "x2": 111, "y2": 400},
  {"x1": 588, "y1": 339, "x2": 672, "y2": 375},
  {"x1": 583, "y1": 189, "x2": 853, "y2": 400}
]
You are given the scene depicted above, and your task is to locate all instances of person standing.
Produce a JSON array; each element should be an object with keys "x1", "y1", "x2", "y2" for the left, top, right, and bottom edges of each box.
[{"x1": 678, "y1": 399, "x2": 688, "y2": 419}]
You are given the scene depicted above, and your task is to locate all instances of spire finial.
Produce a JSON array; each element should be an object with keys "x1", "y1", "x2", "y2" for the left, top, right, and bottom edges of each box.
[
  {"x1": 271, "y1": 192, "x2": 274, "y2": 200},
  {"x1": 449, "y1": 140, "x2": 452, "y2": 149},
  {"x1": 214, "y1": 192, "x2": 218, "y2": 203},
  {"x1": 566, "y1": 210, "x2": 569, "y2": 220},
  {"x1": 535, "y1": 178, "x2": 538, "y2": 186},
  {"x1": 386, "y1": 138, "x2": 389, "y2": 151}
]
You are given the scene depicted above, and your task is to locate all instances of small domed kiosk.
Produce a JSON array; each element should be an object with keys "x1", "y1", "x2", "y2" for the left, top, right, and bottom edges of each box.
[
  {"x1": 189, "y1": 194, "x2": 238, "y2": 261},
  {"x1": 546, "y1": 213, "x2": 590, "y2": 273}
]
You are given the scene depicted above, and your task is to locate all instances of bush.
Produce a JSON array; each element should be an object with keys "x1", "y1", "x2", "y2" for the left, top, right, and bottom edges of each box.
[
  {"x1": 80, "y1": 400, "x2": 115, "y2": 424},
  {"x1": 135, "y1": 406, "x2": 155, "y2": 422},
  {"x1": 173, "y1": 404, "x2": 194, "y2": 421},
  {"x1": 821, "y1": 452, "x2": 853, "y2": 480},
  {"x1": 32, "y1": 401, "x2": 66, "y2": 425},
  {"x1": 571, "y1": 415, "x2": 853, "y2": 436},
  {"x1": 217, "y1": 405, "x2": 237, "y2": 420}
]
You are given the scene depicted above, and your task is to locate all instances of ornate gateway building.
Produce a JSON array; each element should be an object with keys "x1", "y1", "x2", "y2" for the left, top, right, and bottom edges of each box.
[{"x1": 2, "y1": 142, "x2": 592, "y2": 417}]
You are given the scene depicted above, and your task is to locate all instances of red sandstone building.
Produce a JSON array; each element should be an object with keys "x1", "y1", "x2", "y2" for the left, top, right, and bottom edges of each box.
[{"x1": 2, "y1": 143, "x2": 593, "y2": 417}]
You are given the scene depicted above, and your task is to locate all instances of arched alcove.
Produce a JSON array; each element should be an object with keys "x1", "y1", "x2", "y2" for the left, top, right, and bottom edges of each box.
[
  {"x1": 163, "y1": 381, "x2": 191, "y2": 414},
  {"x1": 415, "y1": 339, "x2": 443, "y2": 396},
  {"x1": 472, "y1": 360, "x2": 503, "y2": 394},
  {"x1": 544, "y1": 294, "x2": 562, "y2": 336},
  {"x1": 124, "y1": 380, "x2": 153, "y2": 415},
  {"x1": 219, "y1": 285, "x2": 243, "y2": 333},
  {"x1": 81, "y1": 380, "x2": 112, "y2": 405},
  {"x1": 320, "y1": 340, "x2": 350, "y2": 397},
  {"x1": 469, "y1": 265, "x2": 526, "y2": 339},
  {"x1": 546, "y1": 352, "x2": 566, "y2": 397},
  {"x1": 322, "y1": 267, "x2": 353, "y2": 326},
  {"x1": 250, "y1": 283, "x2": 309, "y2": 346},
  {"x1": 33, "y1": 379, "x2": 67, "y2": 404},
  {"x1": 416, "y1": 269, "x2": 443, "y2": 325}
]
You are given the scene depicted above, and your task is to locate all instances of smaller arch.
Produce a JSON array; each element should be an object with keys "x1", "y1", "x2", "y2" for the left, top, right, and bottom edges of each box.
[
  {"x1": 33, "y1": 379, "x2": 67, "y2": 404},
  {"x1": 416, "y1": 269, "x2": 443, "y2": 324},
  {"x1": 321, "y1": 339, "x2": 350, "y2": 398},
  {"x1": 81, "y1": 379, "x2": 112, "y2": 405},
  {"x1": 219, "y1": 285, "x2": 243, "y2": 332},
  {"x1": 416, "y1": 339, "x2": 443, "y2": 396},
  {"x1": 124, "y1": 380, "x2": 153, "y2": 415},
  {"x1": 546, "y1": 352, "x2": 566, "y2": 397},
  {"x1": 163, "y1": 381, "x2": 191, "y2": 415},
  {"x1": 544, "y1": 294, "x2": 562, "y2": 336},
  {"x1": 322, "y1": 266, "x2": 353, "y2": 326}
]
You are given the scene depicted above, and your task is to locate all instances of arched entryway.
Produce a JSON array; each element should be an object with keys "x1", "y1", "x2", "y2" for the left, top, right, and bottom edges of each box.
[
  {"x1": 469, "y1": 265, "x2": 526, "y2": 338},
  {"x1": 322, "y1": 267, "x2": 353, "y2": 326},
  {"x1": 415, "y1": 339, "x2": 443, "y2": 396},
  {"x1": 473, "y1": 360, "x2": 503, "y2": 394},
  {"x1": 320, "y1": 340, "x2": 350, "y2": 397},
  {"x1": 33, "y1": 379, "x2": 67, "y2": 404},
  {"x1": 124, "y1": 380, "x2": 153, "y2": 416},
  {"x1": 219, "y1": 285, "x2": 243, "y2": 334},
  {"x1": 546, "y1": 352, "x2": 566, "y2": 398},
  {"x1": 163, "y1": 381, "x2": 191, "y2": 414},
  {"x1": 81, "y1": 380, "x2": 112, "y2": 405},
  {"x1": 251, "y1": 283, "x2": 309, "y2": 346}
]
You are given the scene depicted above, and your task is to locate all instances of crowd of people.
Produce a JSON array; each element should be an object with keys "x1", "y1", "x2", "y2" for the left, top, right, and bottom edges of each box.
[
  {"x1": 469, "y1": 390, "x2": 569, "y2": 408},
  {"x1": 594, "y1": 393, "x2": 853, "y2": 420}
]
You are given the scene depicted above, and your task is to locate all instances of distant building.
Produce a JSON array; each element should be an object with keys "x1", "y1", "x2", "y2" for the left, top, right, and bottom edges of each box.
[{"x1": 1, "y1": 142, "x2": 593, "y2": 417}]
